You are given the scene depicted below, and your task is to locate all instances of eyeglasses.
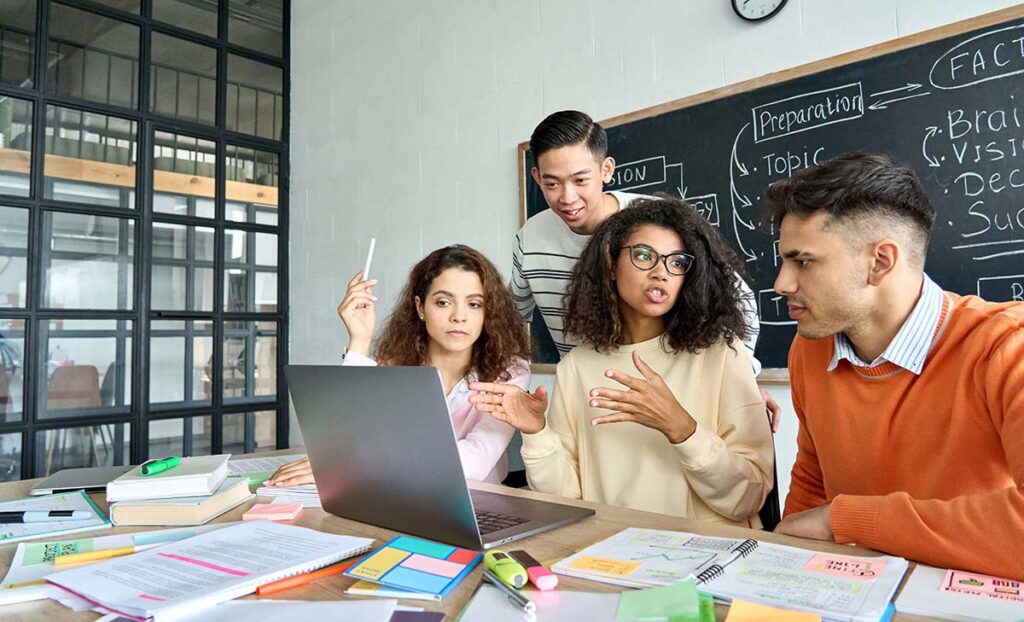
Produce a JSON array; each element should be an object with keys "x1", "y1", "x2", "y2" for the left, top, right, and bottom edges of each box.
[{"x1": 620, "y1": 244, "x2": 695, "y2": 276}]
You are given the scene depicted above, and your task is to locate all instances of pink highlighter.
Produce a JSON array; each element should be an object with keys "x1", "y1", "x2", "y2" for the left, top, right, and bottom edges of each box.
[{"x1": 509, "y1": 550, "x2": 558, "y2": 591}]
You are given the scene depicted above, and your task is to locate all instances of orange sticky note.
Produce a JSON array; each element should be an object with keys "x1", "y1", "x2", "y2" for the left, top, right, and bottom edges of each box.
[
  {"x1": 725, "y1": 599, "x2": 821, "y2": 622},
  {"x1": 242, "y1": 502, "x2": 303, "y2": 521}
]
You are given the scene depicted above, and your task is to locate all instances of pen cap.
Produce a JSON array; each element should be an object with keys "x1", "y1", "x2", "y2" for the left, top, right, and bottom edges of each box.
[{"x1": 509, "y1": 550, "x2": 558, "y2": 591}]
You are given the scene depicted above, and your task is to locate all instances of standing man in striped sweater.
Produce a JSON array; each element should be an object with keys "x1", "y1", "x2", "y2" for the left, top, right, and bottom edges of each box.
[
  {"x1": 511, "y1": 110, "x2": 781, "y2": 426},
  {"x1": 770, "y1": 152, "x2": 1024, "y2": 580}
]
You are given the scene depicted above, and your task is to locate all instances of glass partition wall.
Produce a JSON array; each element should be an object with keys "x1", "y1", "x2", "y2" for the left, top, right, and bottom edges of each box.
[{"x1": 0, "y1": 0, "x2": 288, "y2": 479}]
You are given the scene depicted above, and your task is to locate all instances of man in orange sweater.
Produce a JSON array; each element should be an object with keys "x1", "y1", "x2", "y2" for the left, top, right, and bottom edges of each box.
[{"x1": 768, "y1": 152, "x2": 1024, "y2": 580}]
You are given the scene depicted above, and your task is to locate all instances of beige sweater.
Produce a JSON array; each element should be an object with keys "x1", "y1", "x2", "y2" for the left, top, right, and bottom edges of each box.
[{"x1": 521, "y1": 335, "x2": 774, "y2": 527}]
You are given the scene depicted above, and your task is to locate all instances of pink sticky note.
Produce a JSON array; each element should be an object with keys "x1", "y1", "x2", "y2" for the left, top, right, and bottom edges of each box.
[
  {"x1": 401, "y1": 553, "x2": 466, "y2": 578},
  {"x1": 804, "y1": 554, "x2": 886, "y2": 580},
  {"x1": 242, "y1": 502, "x2": 303, "y2": 522}
]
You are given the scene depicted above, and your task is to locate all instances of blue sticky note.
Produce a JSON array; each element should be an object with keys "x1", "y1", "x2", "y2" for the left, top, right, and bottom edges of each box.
[
  {"x1": 390, "y1": 536, "x2": 455, "y2": 559},
  {"x1": 381, "y1": 565, "x2": 452, "y2": 594}
]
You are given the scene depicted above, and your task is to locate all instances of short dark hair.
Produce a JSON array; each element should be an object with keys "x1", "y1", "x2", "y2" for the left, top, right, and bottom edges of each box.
[
  {"x1": 564, "y1": 195, "x2": 751, "y2": 354},
  {"x1": 763, "y1": 152, "x2": 935, "y2": 267},
  {"x1": 529, "y1": 110, "x2": 608, "y2": 161}
]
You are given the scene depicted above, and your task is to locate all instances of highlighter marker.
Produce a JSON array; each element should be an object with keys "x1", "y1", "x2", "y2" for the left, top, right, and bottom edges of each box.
[
  {"x1": 509, "y1": 550, "x2": 558, "y2": 591},
  {"x1": 484, "y1": 549, "x2": 528, "y2": 589}
]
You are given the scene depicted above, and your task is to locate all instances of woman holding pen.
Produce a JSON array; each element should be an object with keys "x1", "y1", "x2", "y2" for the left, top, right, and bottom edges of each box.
[
  {"x1": 268, "y1": 244, "x2": 531, "y2": 486},
  {"x1": 471, "y1": 197, "x2": 774, "y2": 527}
]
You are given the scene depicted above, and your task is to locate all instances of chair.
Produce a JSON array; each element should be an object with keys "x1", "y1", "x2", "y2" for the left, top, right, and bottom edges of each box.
[
  {"x1": 758, "y1": 410, "x2": 783, "y2": 531},
  {"x1": 44, "y1": 365, "x2": 102, "y2": 475}
]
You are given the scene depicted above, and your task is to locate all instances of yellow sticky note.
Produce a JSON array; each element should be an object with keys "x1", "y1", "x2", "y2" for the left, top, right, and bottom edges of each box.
[
  {"x1": 568, "y1": 555, "x2": 642, "y2": 577},
  {"x1": 725, "y1": 600, "x2": 821, "y2": 622},
  {"x1": 348, "y1": 546, "x2": 411, "y2": 581}
]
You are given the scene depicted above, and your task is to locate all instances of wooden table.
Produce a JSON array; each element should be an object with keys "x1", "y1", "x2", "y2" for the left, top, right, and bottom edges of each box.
[{"x1": 0, "y1": 454, "x2": 934, "y2": 621}]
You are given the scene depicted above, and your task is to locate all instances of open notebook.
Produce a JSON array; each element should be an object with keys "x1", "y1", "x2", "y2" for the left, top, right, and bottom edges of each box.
[
  {"x1": 45, "y1": 521, "x2": 373, "y2": 621},
  {"x1": 552, "y1": 527, "x2": 908, "y2": 622}
]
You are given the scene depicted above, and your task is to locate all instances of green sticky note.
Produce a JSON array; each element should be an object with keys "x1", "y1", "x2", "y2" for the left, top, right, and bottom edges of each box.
[
  {"x1": 697, "y1": 592, "x2": 715, "y2": 622},
  {"x1": 616, "y1": 579, "x2": 699, "y2": 621}
]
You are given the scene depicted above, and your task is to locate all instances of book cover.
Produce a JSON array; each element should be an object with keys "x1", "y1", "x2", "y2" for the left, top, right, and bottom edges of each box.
[
  {"x1": 106, "y1": 454, "x2": 230, "y2": 502},
  {"x1": 345, "y1": 535, "x2": 481, "y2": 599}
]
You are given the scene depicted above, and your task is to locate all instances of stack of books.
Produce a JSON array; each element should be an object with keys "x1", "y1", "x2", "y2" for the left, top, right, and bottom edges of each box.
[{"x1": 106, "y1": 455, "x2": 254, "y2": 526}]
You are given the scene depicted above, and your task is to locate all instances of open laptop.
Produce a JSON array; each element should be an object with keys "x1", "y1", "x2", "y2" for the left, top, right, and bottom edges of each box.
[{"x1": 285, "y1": 365, "x2": 594, "y2": 550}]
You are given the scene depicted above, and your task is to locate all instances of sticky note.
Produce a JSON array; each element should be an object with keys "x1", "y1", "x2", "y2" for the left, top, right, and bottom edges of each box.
[
  {"x1": 390, "y1": 536, "x2": 455, "y2": 558},
  {"x1": 697, "y1": 592, "x2": 715, "y2": 622},
  {"x1": 569, "y1": 555, "x2": 642, "y2": 577},
  {"x1": 804, "y1": 554, "x2": 886, "y2": 580},
  {"x1": 241, "y1": 502, "x2": 302, "y2": 521},
  {"x1": 724, "y1": 599, "x2": 821, "y2": 621},
  {"x1": 402, "y1": 553, "x2": 465, "y2": 578},
  {"x1": 348, "y1": 546, "x2": 411, "y2": 581},
  {"x1": 616, "y1": 579, "x2": 699, "y2": 621}
]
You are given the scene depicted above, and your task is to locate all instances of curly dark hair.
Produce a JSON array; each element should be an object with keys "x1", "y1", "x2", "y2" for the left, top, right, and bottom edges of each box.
[
  {"x1": 564, "y1": 195, "x2": 751, "y2": 354},
  {"x1": 374, "y1": 245, "x2": 529, "y2": 383}
]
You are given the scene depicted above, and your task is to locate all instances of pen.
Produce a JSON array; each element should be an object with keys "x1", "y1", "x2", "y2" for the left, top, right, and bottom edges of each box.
[
  {"x1": 0, "y1": 510, "x2": 93, "y2": 523},
  {"x1": 483, "y1": 568, "x2": 536, "y2": 616},
  {"x1": 139, "y1": 456, "x2": 181, "y2": 476},
  {"x1": 362, "y1": 238, "x2": 376, "y2": 281},
  {"x1": 256, "y1": 559, "x2": 357, "y2": 596},
  {"x1": 54, "y1": 542, "x2": 164, "y2": 566}
]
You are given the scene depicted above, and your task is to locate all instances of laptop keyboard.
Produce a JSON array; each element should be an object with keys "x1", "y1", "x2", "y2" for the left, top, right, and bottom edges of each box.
[{"x1": 475, "y1": 510, "x2": 529, "y2": 535}]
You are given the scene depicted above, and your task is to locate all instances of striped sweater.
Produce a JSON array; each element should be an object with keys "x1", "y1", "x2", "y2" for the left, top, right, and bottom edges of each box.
[{"x1": 512, "y1": 191, "x2": 761, "y2": 370}]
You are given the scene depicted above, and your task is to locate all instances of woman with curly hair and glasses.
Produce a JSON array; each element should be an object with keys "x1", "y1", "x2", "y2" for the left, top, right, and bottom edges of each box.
[
  {"x1": 471, "y1": 197, "x2": 774, "y2": 526},
  {"x1": 269, "y1": 244, "x2": 531, "y2": 486}
]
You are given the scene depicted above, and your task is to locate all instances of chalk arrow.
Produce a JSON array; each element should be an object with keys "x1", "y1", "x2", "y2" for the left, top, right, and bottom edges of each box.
[
  {"x1": 922, "y1": 126, "x2": 940, "y2": 168},
  {"x1": 868, "y1": 91, "x2": 931, "y2": 111},
  {"x1": 868, "y1": 82, "x2": 923, "y2": 98},
  {"x1": 731, "y1": 123, "x2": 751, "y2": 176}
]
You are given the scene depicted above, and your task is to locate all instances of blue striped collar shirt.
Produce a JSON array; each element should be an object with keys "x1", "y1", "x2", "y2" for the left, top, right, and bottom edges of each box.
[{"x1": 828, "y1": 273, "x2": 944, "y2": 375}]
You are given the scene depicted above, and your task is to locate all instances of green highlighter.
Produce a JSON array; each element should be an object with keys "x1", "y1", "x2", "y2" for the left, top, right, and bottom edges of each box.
[
  {"x1": 484, "y1": 549, "x2": 528, "y2": 588},
  {"x1": 139, "y1": 456, "x2": 181, "y2": 476}
]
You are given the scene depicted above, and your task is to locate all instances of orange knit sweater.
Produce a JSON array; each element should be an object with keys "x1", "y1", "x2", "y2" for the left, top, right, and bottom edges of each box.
[{"x1": 784, "y1": 293, "x2": 1024, "y2": 580}]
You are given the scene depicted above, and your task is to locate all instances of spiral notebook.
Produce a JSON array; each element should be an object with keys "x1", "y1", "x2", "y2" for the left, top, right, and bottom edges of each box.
[{"x1": 552, "y1": 527, "x2": 908, "y2": 622}]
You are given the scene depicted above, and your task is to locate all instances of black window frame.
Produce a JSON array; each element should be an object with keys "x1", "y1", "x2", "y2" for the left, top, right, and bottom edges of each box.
[{"x1": 0, "y1": 0, "x2": 290, "y2": 478}]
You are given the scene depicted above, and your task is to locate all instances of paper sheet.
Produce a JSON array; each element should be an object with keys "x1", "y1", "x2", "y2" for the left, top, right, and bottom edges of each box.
[
  {"x1": 0, "y1": 489, "x2": 110, "y2": 545},
  {"x1": 0, "y1": 524, "x2": 228, "y2": 605},
  {"x1": 227, "y1": 454, "x2": 306, "y2": 475},
  {"x1": 459, "y1": 585, "x2": 625, "y2": 622},
  {"x1": 96, "y1": 599, "x2": 399, "y2": 622}
]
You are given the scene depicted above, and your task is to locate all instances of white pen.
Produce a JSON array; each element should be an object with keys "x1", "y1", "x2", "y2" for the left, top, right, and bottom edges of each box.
[{"x1": 362, "y1": 238, "x2": 376, "y2": 281}]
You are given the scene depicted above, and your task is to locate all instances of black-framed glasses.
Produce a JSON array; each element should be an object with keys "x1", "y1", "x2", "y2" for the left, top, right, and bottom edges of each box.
[{"x1": 620, "y1": 244, "x2": 695, "y2": 276}]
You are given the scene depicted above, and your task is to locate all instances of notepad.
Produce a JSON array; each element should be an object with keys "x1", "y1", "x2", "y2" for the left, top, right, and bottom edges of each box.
[
  {"x1": 242, "y1": 502, "x2": 302, "y2": 521},
  {"x1": 346, "y1": 579, "x2": 442, "y2": 601},
  {"x1": 345, "y1": 535, "x2": 481, "y2": 599},
  {"x1": 894, "y1": 564, "x2": 1024, "y2": 621},
  {"x1": 552, "y1": 528, "x2": 907, "y2": 622}
]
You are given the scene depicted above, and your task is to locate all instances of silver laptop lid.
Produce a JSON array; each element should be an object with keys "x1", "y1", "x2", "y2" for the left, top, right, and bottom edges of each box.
[{"x1": 286, "y1": 365, "x2": 483, "y2": 550}]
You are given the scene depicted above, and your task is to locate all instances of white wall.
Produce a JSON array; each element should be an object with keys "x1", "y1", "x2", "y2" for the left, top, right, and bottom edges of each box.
[{"x1": 288, "y1": 0, "x2": 1021, "y2": 494}]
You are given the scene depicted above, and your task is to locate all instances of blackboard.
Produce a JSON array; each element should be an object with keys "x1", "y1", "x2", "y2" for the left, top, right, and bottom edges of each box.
[{"x1": 519, "y1": 7, "x2": 1024, "y2": 372}]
